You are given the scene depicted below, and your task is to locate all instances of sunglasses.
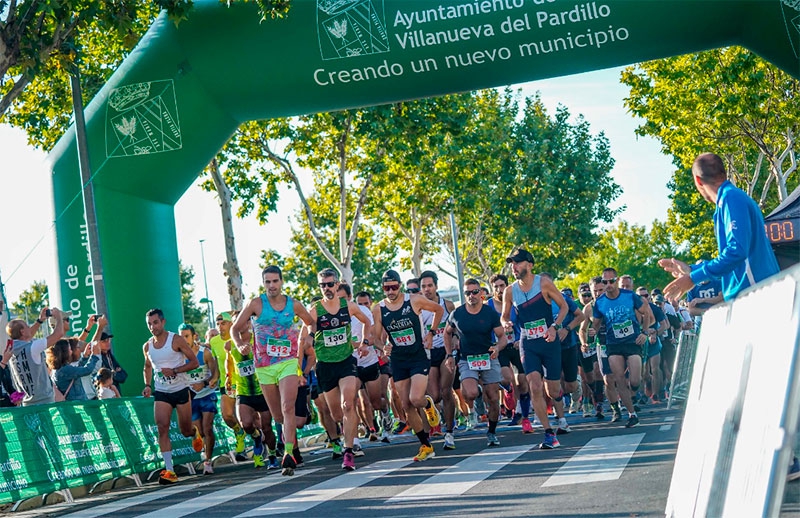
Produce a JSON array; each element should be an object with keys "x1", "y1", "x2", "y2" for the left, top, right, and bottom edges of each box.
[
  {"x1": 406, "y1": 287, "x2": 420, "y2": 293},
  {"x1": 601, "y1": 278, "x2": 617, "y2": 285},
  {"x1": 464, "y1": 289, "x2": 482, "y2": 296},
  {"x1": 383, "y1": 284, "x2": 401, "y2": 292},
  {"x1": 318, "y1": 281, "x2": 337, "y2": 288},
  {"x1": 639, "y1": 293, "x2": 650, "y2": 298},
  {"x1": 580, "y1": 292, "x2": 592, "y2": 298}
]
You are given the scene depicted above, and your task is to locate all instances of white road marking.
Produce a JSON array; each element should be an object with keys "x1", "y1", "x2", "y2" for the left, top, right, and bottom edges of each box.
[
  {"x1": 136, "y1": 469, "x2": 321, "y2": 518},
  {"x1": 660, "y1": 424, "x2": 673, "y2": 431},
  {"x1": 61, "y1": 480, "x2": 217, "y2": 518},
  {"x1": 387, "y1": 444, "x2": 535, "y2": 503},
  {"x1": 665, "y1": 416, "x2": 675, "y2": 422},
  {"x1": 542, "y1": 433, "x2": 645, "y2": 487},
  {"x1": 236, "y1": 459, "x2": 410, "y2": 517}
]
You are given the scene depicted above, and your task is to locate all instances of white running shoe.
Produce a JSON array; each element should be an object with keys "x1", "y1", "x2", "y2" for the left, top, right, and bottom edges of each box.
[{"x1": 443, "y1": 432, "x2": 456, "y2": 450}]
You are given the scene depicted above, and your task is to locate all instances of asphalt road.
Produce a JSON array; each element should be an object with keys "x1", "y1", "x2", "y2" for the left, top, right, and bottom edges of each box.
[{"x1": 12, "y1": 402, "x2": 800, "y2": 517}]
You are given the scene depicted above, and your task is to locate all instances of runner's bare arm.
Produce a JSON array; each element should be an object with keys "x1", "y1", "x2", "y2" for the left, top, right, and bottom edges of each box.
[
  {"x1": 162, "y1": 335, "x2": 198, "y2": 376},
  {"x1": 232, "y1": 297, "x2": 260, "y2": 353},
  {"x1": 142, "y1": 342, "x2": 153, "y2": 397},
  {"x1": 501, "y1": 285, "x2": 514, "y2": 330},
  {"x1": 205, "y1": 347, "x2": 220, "y2": 388}
]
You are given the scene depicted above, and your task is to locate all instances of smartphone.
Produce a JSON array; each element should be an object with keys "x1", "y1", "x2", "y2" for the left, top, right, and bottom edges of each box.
[{"x1": 45, "y1": 309, "x2": 52, "y2": 317}]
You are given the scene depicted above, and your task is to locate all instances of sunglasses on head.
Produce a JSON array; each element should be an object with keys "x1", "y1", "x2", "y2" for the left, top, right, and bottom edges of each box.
[
  {"x1": 464, "y1": 288, "x2": 482, "y2": 296},
  {"x1": 601, "y1": 278, "x2": 618, "y2": 285},
  {"x1": 406, "y1": 287, "x2": 420, "y2": 293},
  {"x1": 318, "y1": 281, "x2": 337, "y2": 288},
  {"x1": 383, "y1": 284, "x2": 400, "y2": 292}
]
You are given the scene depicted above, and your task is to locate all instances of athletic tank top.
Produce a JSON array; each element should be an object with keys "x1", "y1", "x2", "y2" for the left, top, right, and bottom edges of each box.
[
  {"x1": 228, "y1": 339, "x2": 262, "y2": 396},
  {"x1": 147, "y1": 332, "x2": 189, "y2": 393},
  {"x1": 421, "y1": 296, "x2": 449, "y2": 349},
  {"x1": 253, "y1": 294, "x2": 300, "y2": 368},
  {"x1": 187, "y1": 345, "x2": 214, "y2": 398},
  {"x1": 487, "y1": 298, "x2": 519, "y2": 343},
  {"x1": 314, "y1": 297, "x2": 353, "y2": 363},
  {"x1": 511, "y1": 276, "x2": 554, "y2": 347},
  {"x1": 380, "y1": 294, "x2": 426, "y2": 362}
]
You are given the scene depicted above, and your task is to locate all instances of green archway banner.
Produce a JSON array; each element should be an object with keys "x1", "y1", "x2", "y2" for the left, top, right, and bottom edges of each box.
[{"x1": 47, "y1": 0, "x2": 800, "y2": 394}]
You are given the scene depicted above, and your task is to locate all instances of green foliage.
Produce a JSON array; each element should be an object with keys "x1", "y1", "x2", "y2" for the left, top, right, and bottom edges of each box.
[
  {"x1": 566, "y1": 220, "x2": 678, "y2": 295},
  {"x1": 10, "y1": 280, "x2": 49, "y2": 321},
  {"x1": 179, "y1": 261, "x2": 208, "y2": 337},
  {"x1": 621, "y1": 47, "x2": 800, "y2": 256}
]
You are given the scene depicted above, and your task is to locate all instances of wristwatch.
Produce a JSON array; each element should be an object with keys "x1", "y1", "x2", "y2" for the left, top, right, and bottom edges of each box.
[{"x1": 551, "y1": 323, "x2": 562, "y2": 330}]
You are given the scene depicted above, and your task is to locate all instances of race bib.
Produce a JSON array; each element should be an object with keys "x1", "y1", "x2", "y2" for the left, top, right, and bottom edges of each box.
[
  {"x1": 390, "y1": 328, "x2": 415, "y2": 346},
  {"x1": 522, "y1": 319, "x2": 547, "y2": 340},
  {"x1": 426, "y1": 321, "x2": 447, "y2": 336},
  {"x1": 505, "y1": 330, "x2": 515, "y2": 343},
  {"x1": 582, "y1": 345, "x2": 597, "y2": 358},
  {"x1": 612, "y1": 320, "x2": 634, "y2": 340},
  {"x1": 597, "y1": 343, "x2": 608, "y2": 358},
  {"x1": 467, "y1": 353, "x2": 491, "y2": 371},
  {"x1": 323, "y1": 328, "x2": 349, "y2": 348},
  {"x1": 237, "y1": 359, "x2": 255, "y2": 377},
  {"x1": 267, "y1": 337, "x2": 291, "y2": 358},
  {"x1": 155, "y1": 370, "x2": 179, "y2": 386},
  {"x1": 186, "y1": 367, "x2": 206, "y2": 383}
]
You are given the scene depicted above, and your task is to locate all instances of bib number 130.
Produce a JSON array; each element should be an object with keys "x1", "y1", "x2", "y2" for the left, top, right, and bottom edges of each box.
[{"x1": 323, "y1": 329, "x2": 348, "y2": 347}]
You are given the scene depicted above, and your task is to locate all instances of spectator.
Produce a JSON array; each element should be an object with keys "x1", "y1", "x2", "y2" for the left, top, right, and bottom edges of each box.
[
  {"x1": 99, "y1": 332, "x2": 127, "y2": 391},
  {"x1": 70, "y1": 338, "x2": 98, "y2": 400},
  {"x1": 47, "y1": 336, "x2": 102, "y2": 402},
  {"x1": 0, "y1": 344, "x2": 15, "y2": 408},
  {"x1": 95, "y1": 368, "x2": 120, "y2": 399},
  {"x1": 6, "y1": 307, "x2": 65, "y2": 406}
]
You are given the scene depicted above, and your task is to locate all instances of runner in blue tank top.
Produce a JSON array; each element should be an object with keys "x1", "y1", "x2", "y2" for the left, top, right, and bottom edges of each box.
[
  {"x1": 500, "y1": 249, "x2": 569, "y2": 450},
  {"x1": 591, "y1": 267, "x2": 651, "y2": 429}
]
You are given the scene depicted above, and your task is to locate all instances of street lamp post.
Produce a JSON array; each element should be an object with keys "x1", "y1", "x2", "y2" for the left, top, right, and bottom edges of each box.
[{"x1": 199, "y1": 239, "x2": 213, "y2": 330}]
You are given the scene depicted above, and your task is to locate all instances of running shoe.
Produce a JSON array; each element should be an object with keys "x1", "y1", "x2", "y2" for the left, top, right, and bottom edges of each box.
[
  {"x1": 625, "y1": 415, "x2": 640, "y2": 428},
  {"x1": 380, "y1": 430, "x2": 391, "y2": 443},
  {"x1": 509, "y1": 413, "x2": 523, "y2": 426},
  {"x1": 521, "y1": 417, "x2": 534, "y2": 434},
  {"x1": 583, "y1": 402, "x2": 594, "y2": 418},
  {"x1": 381, "y1": 412, "x2": 394, "y2": 434},
  {"x1": 276, "y1": 441, "x2": 285, "y2": 458},
  {"x1": 467, "y1": 412, "x2": 478, "y2": 430},
  {"x1": 267, "y1": 456, "x2": 280, "y2": 470},
  {"x1": 486, "y1": 433, "x2": 500, "y2": 446},
  {"x1": 611, "y1": 408, "x2": 622, "y2": 423},
  {"x1": 443, "y1": 432, "x2": 456, "y2": 450},
  {"x1": 413, "y1": 444, "x2": 435, "y2": 462},
  {"x1": 392, "y1": 420, "x2": 408, "y2": 435},
  {"x1": 202, "y1": 461, "x2": 214, "y2": 475},
  {"x1": 595, "y1": 403, "x2": 606, "y2": 420},
  {"x1": 281, "y1": 453, "x2": 297, "y2": 476},
  {"x1": 556, "y1": 418, "x2": 572, "y2": 435},
  {"x1": 234, "y1": 427, "x2": 246, "y2": 454},
  {"x1": 788, "y1": 457, "x2": 800, "y2": 482},
  {"x1": 293, "y1": 449, "x2": 304, "y2": 468},
  {"x1": 430, "y1": 424, "x2": 443, "y2": 437},
  {"x1": 331, "y1": 441, "x2": 343, "y2": 460},
  {"x1": 158, "y1": 469, "x2": 178, "y2": 485},
  {"x1": 353, "y1": 443, "x2": 365, "y2": 457},
  {"x1": 253, "y1": 453, "x2": 265, "y2": 468},
  {"x1": 342, "y1": 451, "x2": 356, "y2": 471},
  {"x1": 424, "y1": 395, "x2": 441, "y2": 427},
  {"x1": 539, "y1": 432, "x2": 560, "y2": 449},
  {"x1": 192, "y1": 426, "x2": 204, "y2": 453}
]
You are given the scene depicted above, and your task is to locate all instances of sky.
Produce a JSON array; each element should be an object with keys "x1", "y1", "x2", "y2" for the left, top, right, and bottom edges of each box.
[{"x1": 0, "y1": 66, "x2": 675, "y2": 312}]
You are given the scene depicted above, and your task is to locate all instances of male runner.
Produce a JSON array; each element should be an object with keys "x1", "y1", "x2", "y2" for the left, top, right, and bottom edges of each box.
[
  {"x1": 180, "y1": 323, "x2": 219, "y2": 475},
  {"x1": 306, "y1": 268, "x2": 372, "y2": 471},
  {"x1": 233, "y1": 265, "x2": 315, "y2": 476},
  {"x1": 209, "y1": 312, "x2": 246, "y2": 460},
  {"x1": 591, "y1": 268, "x2": 650, "y2": 428},
  {"x1": 419, "y1": 271, "x2": 456, "y2": 442},
  {"x1": 141, "y1": 308, "x2": 203, "y2": 485},
  {"x1": 488, "y1": 274, "x2": 533, "y2": 432},
  {"x1": 636, "y1": 287, "x2": 668, "y2": 403},
  {"x1": 445, "y1": 278, "x2": 507, "y2": 447},
  {"x1": 501, "y1": 249, "x2": 569, "y2": 449},
  {"x1": 372, "y1": 269, "x2": 444, "y2": 462}
]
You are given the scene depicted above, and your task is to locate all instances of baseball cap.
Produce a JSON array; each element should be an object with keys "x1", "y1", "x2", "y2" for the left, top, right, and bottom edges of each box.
[
  {"x1": 216, "y1": 312, "x2": 233, "y2": 322},
  {"x1": 100, "y1": 332, "x2": 114, "y2": 340},
  {"x1": 653, "y1": 294, "x2": 666, "y2": 303},
  {"x1": 506, "y1": 248, "x2": 534, "y2": 264},
  {"x1": 381, "y1": 270, "x2": 402, "y2": 284},
  {"x1": 561, "y1": 288, "x2": 574, "y2": 297}
]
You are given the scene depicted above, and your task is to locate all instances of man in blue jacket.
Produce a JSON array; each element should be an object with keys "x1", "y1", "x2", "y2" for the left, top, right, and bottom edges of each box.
[{"x1": 660, "y1": 152, "x2": 779, "y2": 301}]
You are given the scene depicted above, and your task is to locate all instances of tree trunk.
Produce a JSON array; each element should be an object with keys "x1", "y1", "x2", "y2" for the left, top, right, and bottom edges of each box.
[{"x1": 208, "y1": 158, "x2": 244, "y2": 311}]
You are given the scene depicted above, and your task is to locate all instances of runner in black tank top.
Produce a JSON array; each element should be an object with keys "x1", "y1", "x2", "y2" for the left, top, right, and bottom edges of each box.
[{"x1": 372, "y1": 270, "x2": 444, "y2": 463}]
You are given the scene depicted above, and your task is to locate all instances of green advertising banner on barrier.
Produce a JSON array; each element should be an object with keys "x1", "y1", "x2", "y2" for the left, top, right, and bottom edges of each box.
[{"x1": 0, "y1": 397, "x2": 323, "y2": 504}]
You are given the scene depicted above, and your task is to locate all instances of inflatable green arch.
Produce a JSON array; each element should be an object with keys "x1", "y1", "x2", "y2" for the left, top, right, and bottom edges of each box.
[{"x1": 48, "y1": 0, "x2": 800, "y2": 393}]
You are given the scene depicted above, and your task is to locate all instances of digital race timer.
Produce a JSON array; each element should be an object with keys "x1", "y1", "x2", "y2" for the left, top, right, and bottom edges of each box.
[{"x1": 764, "y1": 217, "x2": 799, "y2": 244}]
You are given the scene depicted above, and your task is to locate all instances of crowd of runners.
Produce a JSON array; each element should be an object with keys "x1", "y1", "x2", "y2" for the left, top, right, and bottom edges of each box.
[{"x1": 141, "y1": 249, "x2": 705, "y2": 486}]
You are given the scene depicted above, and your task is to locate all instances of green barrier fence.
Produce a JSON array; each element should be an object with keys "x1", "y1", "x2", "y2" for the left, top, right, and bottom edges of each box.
[{"x1": 0, "y1": 397, "x2": 323, "y2": 504}]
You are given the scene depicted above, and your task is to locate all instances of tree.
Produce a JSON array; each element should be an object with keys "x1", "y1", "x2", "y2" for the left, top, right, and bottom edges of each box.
[
  {"x1": 11, "y1": 280, "x2": 48, "y2": 322},
  {"x1": 566, "y1": 220, "x2": 678, "y2": 295},
  {"x1": 179, "y1": 261, "x2": 208, "y2": 338},
  {"x1": 2, "y1": 1, "x2": 291, "y2": 147},
  {"x1": 206, "y1": 158, "x2": 244, "y2": 311},
  {"x1": 621, "y1": 47, "x2": 800, "y2": 255}
]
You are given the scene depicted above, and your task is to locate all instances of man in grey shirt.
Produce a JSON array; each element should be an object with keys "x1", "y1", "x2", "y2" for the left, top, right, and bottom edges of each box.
[{"x1": 6, "y1": 307, "x2": 66, "y2": 406}]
